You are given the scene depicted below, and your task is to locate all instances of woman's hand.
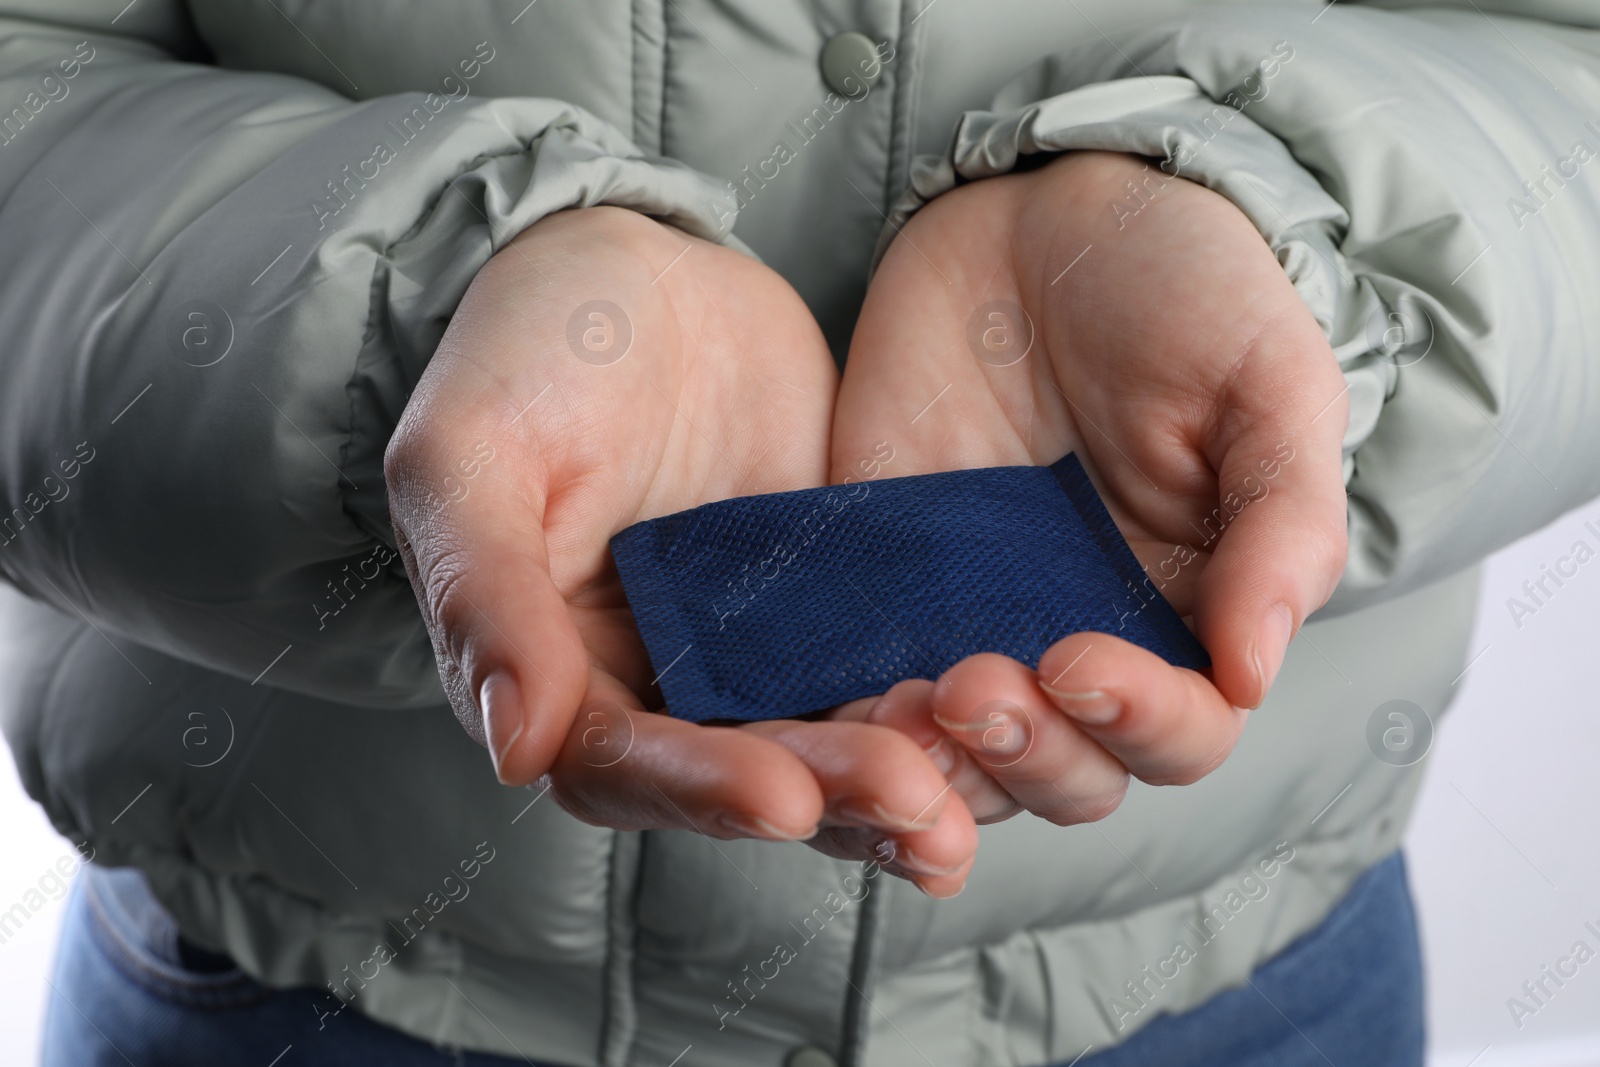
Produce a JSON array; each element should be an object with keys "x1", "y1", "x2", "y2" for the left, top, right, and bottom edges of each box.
[
  {"x1": 386, "y1": 207, "x2": 975, "y2": 896},
  {"x1": 832, "y1": 151, "x2": 1350, "y2": 825}
]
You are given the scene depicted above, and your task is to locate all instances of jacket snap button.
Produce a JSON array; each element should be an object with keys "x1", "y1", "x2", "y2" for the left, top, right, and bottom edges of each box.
[
  {"x1": 820, "y1": 31, "x2": 883, "y2": 96},
  {"x1": 785, "y1": 1046, "x2": 838, "y2": 1067}
]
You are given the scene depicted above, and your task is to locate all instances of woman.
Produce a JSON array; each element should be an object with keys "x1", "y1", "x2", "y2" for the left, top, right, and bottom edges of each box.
[{"x1": 1, "y1": 1, "x2": 1593, "y2": 1064}]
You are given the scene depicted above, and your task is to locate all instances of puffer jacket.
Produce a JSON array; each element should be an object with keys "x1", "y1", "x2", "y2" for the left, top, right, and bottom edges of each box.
[{"x1": 2, "y1": 1, "x2": 1597, "y2": 1064}]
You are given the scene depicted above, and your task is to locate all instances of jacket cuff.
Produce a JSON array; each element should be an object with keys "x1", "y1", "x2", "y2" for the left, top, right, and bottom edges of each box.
[
  {"x1": 881, "y1": 73, "x2": 1377, "y2": 474},
  {"x1": 0, "y1": 34, "x2": 742, "y2": 705},
  {"x1": 883, "y1": 4, "x2": 1600, "y2": 614},
  {"x1": 341, "y1": 98, "x2": 746, "y2": 543}
]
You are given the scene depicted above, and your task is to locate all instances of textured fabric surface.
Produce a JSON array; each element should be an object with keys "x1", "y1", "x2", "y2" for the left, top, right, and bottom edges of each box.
[
  {"x1": 44, "y1": 856, "x2": 1417, "y2": 1067},
  {"x1": 612, "y1": 454, "x2": 1208, "y2": 723},
  {"x1": 0, "y1": 546, "x2": 1480, "y2": 1067},
  {"x1": 1069, "y1": 851, "x2": 1423, "y2": 1067},
  {"x1": 43, "y1": 867, "x2": 543, "y2": 1067},
  {"x1": 0, "y1": 0, "x2": 1563, "y2": 1060},
  {"x1": 887, "y1": 4, "x2": 1600, "y2": 616}
]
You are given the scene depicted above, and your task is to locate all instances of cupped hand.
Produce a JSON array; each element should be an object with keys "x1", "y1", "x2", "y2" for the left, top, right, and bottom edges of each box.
[
  {"x1": 832, "y1": 151, "x2": 1350, "y2": 825},
  {"x1": 386, "y1": 207, "x2": 975, "y2": 895}
]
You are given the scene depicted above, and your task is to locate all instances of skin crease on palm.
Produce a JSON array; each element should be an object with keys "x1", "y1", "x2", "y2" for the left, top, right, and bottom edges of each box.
[
  {"x1": 385, "y1": 151, "x2": 1350, "y2": 899},
  {"x1": 386, "y1": 205, "x2": 978, "y2": 897}
]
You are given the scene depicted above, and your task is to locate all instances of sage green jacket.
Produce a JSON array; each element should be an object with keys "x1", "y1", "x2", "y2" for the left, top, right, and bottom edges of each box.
[{"x1": 2, "y1": 1, "x2": 1595, "y2": 1064}]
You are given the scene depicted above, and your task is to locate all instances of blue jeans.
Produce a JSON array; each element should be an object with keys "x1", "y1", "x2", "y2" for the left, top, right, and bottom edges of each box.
[
  {"x1": 43, "y1": 854, "x2": 1422, "y2": 1066},
  {"x1": 1076, "y1": 850, "x2": 1424, "y2": 1067},
  {"x1": 42, "y1": 866, "x2": 535, "y2": 1066}
]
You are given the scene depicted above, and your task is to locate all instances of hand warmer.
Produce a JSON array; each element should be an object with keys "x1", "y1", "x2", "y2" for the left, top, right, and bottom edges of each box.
[{"x1": 610, "y1": 454, "x2": 1209, "y2": 723}]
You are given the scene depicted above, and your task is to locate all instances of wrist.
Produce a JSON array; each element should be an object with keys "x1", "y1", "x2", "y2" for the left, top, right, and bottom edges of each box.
[
  {"x1": 1014, "y1": 151, "x2": 1183, "y2": 271},
  {"x1": 498, "y1": 205, "x2": 694, "y2": 289}
]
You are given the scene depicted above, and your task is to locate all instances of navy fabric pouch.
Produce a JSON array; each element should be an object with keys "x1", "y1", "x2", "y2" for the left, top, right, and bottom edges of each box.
[{"x1": 610, "y1": 454, "x2": 1209, "y2": 723}]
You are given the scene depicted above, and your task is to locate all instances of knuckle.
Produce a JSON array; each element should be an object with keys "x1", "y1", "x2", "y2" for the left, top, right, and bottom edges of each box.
[
  {"x1": 1315, "y1": 525, "x2": 1350, "y2": 599},
  {"x1": 1305, "y1": 511, "x2": 1348, "y2": 573},
  {"x1": 385, "y1": 417, "x2": 478, "y2": 518},
  {"x1": 383, "y1": 414, "x2": 436, "y2": 495},
  {"x1": 415, "y1": 546, "x2": 478, "y2": 655}
]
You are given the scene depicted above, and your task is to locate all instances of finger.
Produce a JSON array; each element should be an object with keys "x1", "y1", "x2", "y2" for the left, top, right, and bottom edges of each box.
[
  {"x1": 854, "y1": 680, "x2": 1022, "y2": 824},
  {"x1": 1192, "y1": 316, "x2": 1350, "y2": 709},
  {"x1": 546, "y1": 688, "x2": 825, "y2": 840},
  {"x1": 1036, "y1": 633, "x2": 1247, "y2": 786},
  {"x1": 740, "y1": 717, "x2": 956, "y2": 834},
  {"x1": 387, "y1": 423, "x2": 587, "y2": 788},
  {"x1": 806, "y1": 802, "x2": 979, "y2": 899},
  {"x1": 930, "y1": 653, "x2": 1130, "y2": 826},
  {"x1": 742, "y1": 713, "x2": 979, "y2": 895}
]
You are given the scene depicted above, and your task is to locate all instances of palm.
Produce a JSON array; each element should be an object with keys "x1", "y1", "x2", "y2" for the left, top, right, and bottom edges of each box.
[
  {"x1": 835, "y1": 152, "x2": 1348, "y2": 708},
  {"x1": 510, "y1": 220, "x2": 837, "y2": 703},
  {"x1": 391, "y1": 206, "x2": 836, "y2": 733},
  {"x1": 390, "y1": 208, "x2": 978, "y2": 894}
]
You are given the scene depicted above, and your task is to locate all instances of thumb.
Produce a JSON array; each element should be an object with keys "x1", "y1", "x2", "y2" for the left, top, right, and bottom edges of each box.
[
  {"x1": 1191, "y1": 324, "x2": 1350, "y2": 710},
  {"x1": 387, "y1": 432, "x2": 588, "y2": 787}
]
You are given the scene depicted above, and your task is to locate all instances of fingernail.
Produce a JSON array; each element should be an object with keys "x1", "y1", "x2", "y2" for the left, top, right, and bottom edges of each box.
[
  {"x1": 934, "y1": 701, "x2": 1028, "y2": 757},
  {"x1": 918, "y1": 875, "x2": 969, "y2": 899},
  {"x1": 480, "y1": 670, "x2": 523, "y2": 785},
  {"x1": 1253, "y1": 604, "x2": 1294, "y2": 703},
  {"x1": 892, "y1": 845, "x2": 966, "y2": 878},
  {"x1": 719, "y1": 814, "x2": 817, "y2": 841},
  {"x1": 836, "y1": 797, "x2": 938, "y2": 833},
  {"x1": 923, "y1": 737, "x2": 958, "y2": 775},
  {"x1": 1039, "y1": 685, "x2": 1120, "y2": 725}
]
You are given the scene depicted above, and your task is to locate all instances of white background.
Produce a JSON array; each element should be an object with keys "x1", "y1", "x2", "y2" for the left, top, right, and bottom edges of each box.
[
  {"x1": 1409, "y1": 493, "x2": 1600, "y2": 1067},
  {"x1": 5, "y1": 499, "x2": 1600, "y2": 1066}
]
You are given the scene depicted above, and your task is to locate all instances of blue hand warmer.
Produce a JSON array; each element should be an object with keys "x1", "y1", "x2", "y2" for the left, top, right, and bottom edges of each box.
[{"x1": 610, "y1": 454, "x2": 1209, "y2": 723}]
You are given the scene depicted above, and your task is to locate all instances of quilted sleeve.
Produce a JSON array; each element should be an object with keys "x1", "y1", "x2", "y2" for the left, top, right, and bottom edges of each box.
[
  {"x1": 886, "y1": 4, "x2": 1600, "y2": 614},
  {"x1": 0, "y1": 12, "x2": 740, "y2": 705}
]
